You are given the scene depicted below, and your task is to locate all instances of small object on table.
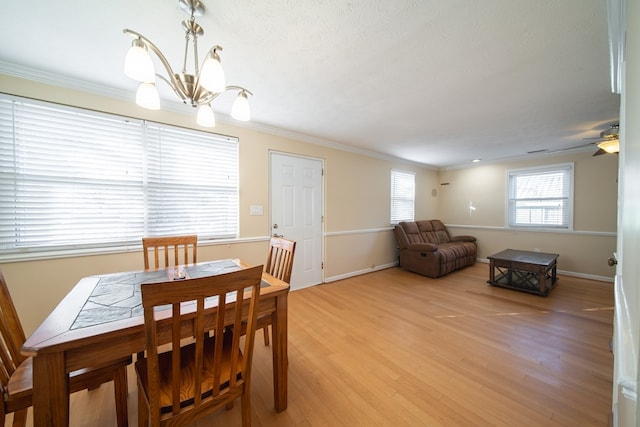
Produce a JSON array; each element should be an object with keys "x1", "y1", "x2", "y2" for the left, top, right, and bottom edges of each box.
[{"x1": 172, "y1": 266, "x2": 186, "y2": 280}]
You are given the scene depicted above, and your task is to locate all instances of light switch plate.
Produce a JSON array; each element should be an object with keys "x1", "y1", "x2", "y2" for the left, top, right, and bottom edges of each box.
[{"x1": 250, "y1": 205, "x2": 263, "y2": 216}]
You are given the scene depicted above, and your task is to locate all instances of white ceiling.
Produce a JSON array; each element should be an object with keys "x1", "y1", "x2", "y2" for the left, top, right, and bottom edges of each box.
[{"x1": 0, "y1": 0, "x2": 621, "y2": 168}]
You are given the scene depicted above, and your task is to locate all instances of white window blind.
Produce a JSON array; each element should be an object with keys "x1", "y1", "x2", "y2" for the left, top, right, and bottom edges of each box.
[
  {"x1": 145, "y1": 124, "x2": 238, "y2": 238},
  {"x1": 0, "y1": 95, "x2": 238, "y2": 257},
  {"x1": 507, "y1": 163, "x2": 573, "y2": 229},
  {"x1": 390, "y1": 169, "x2": 415, "y2": 225}
]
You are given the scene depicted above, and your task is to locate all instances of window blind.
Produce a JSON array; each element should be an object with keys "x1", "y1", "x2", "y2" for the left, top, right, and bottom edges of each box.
[
  {"x1": 390, "y1": 169, "x2": 415, "y2": 224},
  {"x1": 0, "y1": 95, "x2": 239, "y2": 257},
  {"x1": 145, "y1": 123, "x2": 238, "y2": 238},
  {"x1": 507, "y1": 163, "x2": 573, "y2": 229}
]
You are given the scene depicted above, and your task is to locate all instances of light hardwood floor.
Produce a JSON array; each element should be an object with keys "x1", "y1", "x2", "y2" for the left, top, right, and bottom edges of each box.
[{"x1": 20, "y1": 262, "x2": 614, "y2": 426}]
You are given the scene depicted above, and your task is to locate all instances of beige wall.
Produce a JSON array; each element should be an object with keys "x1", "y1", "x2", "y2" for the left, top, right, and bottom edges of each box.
[
  {"x1": 0, "y1": 74, "x2": 618, "y2": 335},
  {"x1": 437, "y1": 151, "x2": 619, "y2": 278},
  {"x1": 0, "y1": 74, "x2": 437, "y2": 334}
]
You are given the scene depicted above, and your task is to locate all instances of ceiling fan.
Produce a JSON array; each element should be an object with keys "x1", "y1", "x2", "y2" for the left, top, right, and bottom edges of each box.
[
  {"x1": 590, "y1": 123, "x2": 619, "y2": 156},
  {"x1": 530, "y1": 122, "x2": 619, "y2": 156}
]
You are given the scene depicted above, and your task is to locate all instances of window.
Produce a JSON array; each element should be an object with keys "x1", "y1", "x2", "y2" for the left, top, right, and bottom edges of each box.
[
  {"x1": 0, "y1": 95, "x2": 238, "y2": 258},
  {"x1": 390, "y1": 169, "x2": 415, "y2": 224},
  {"x1": 507, "y1": 163, "x2": 573, "y2": 229}
]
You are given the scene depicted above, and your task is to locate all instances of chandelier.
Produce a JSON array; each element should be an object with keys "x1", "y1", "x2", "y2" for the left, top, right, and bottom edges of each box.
[{"x1": 123, "y1": 0, "x2": 252, "y2": 127}]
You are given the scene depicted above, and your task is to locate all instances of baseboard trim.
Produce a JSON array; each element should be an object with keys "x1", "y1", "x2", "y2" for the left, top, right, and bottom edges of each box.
[
  {"x1": 323, "y1": 259, "x2": 614, "y2": 285},
  {"x1": 324, "y1": 262, "x2": 398, "y2": 283}
]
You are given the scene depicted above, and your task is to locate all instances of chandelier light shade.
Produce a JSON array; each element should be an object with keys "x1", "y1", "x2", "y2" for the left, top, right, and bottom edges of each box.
[
  {"x1": 199, "y1": 48, "x2": 226, "y2": 93},
  {"x1": 136, "y1": 83, "x2": 160, "y2": 110},
  {"x1": 123, "y1": 0, "x2": 252, "y2": 127},
  {"x1": 231, "y1": 90, "x2": 251, "y2": 121},
  {"x1": 196, "y1": 104, "x2": 216, "y2": 127},
  {"x1": 124, "y1": 39, "x2": 155, "y2": 83}
]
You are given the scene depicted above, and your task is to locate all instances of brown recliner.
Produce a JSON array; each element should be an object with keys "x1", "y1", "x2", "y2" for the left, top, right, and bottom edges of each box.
[{"x1": 393, "y1": 220, "x2": 477, "y2": 278}]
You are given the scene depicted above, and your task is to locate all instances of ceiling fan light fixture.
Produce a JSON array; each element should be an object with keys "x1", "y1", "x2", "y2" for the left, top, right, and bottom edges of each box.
[
  {"x1": 600, "y1": 123, "x2": 620, "y2": 139},
  {"x1": 597, "y1": 138, "x2": 620, "y2": 154}
]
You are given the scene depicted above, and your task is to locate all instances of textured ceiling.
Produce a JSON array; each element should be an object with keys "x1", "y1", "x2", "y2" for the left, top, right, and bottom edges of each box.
[{"x1": 0, "y1": 0, "x2": 621, "y2": 168}]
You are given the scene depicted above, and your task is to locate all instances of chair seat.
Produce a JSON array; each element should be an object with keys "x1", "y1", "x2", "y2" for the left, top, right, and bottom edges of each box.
[
  {"x1": 6, "y1": 358, "x2": 32, "y2": 401},
  {"x1": 5, "y1": 354, "x2": 132, "y2": 415},
  {"x1": 135, "y1": 335, "x2": 243, "y2": 413}
]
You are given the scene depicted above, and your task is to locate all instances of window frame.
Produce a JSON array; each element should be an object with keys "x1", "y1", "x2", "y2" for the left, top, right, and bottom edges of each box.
[
  {"x1": 390, "y1": 169, "x2": 415, "y2": 225},
  {"x1": 0, "y1": 94, "x2": 239, "y2": 260},
  {"x1": 505, "y1": 162, "x2": 574, "y2": 230}
]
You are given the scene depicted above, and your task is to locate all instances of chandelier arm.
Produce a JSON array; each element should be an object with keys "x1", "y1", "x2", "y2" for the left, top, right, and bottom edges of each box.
[
  {"x1": 195, "y1": 86, "x2": 253, "y2": 106},
  {"x1": 123, "y1": 29, "x2": 189, "y2": 101},
  {"x1": 155, "y1": 74, "x2": 189, "y2": 101},
  {"x1": 225, "y1": 86, "x2": 253, "y2": 96}
]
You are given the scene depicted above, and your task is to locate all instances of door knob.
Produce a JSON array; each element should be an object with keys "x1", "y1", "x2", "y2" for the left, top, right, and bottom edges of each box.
[{"x1": 607, "y1": 257, "x2": 617, "y2": 266}]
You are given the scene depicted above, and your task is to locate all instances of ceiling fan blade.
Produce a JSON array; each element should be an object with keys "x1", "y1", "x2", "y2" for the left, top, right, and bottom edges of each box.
[
  {"x1": 592, "y1": 148, "x2": 607, "y2": 156},
  {"x1": 548, "y1": 141, "x2": 596, "y2": 153}
]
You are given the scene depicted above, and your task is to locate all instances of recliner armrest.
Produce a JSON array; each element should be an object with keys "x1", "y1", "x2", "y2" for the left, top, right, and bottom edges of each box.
[
  {"x1": 450, "y1": 235, "x2": 476, "y2": 243},
  {"x1": 406, "y1": 243, "x2": 438, "y2": 252}
]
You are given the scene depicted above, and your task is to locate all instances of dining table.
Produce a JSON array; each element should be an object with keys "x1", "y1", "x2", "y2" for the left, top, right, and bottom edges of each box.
[{"x1": 21, "y1": 258, "x2": 289, "y2": 427}]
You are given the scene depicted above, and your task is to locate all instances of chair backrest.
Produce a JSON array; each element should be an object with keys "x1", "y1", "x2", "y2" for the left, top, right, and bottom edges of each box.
[
  {"x1": 264, "y1": 237, "x2": 296, "y2": 284},
  {"x1": 0, "y1": 270, "x2": 27, "y2": 390},
  {"x1": 142, "y1": 235, "x2": 198, "y2": 270},
  {"x1": 139, "y1": 265, "x2": 263, "y2": 425}
]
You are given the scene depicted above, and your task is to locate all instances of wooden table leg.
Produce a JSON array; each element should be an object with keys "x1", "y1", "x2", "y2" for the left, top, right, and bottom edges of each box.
[
  {"x1": 271, "y1": 293, "x2": 288, "y2": 412},
  {"x1": 489, "y1": 260, "x2": 495, "y2": 283},
  {"x1": 32, "y1": 352, "x2": 69, "y2": 426}
]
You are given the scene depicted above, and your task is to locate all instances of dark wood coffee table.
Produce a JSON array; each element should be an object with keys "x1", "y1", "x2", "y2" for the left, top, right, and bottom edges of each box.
[{"x1": 487, "y1": 249, "x2": 559, "y2": 296}]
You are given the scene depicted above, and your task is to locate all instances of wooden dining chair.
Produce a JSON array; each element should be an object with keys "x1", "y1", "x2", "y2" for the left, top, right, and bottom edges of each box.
[
  {"x1": 0, "y1": 269, "x2": 131, "y2": 427},
  {"x1": 260, "y1": 237, "x2": 296, "y2": 345},
  {"x1": 135, "y1": 265, "x2": 263, "y2": 427},
  {"x1": 142, "y1": 235, "x2": 198, "y2": 270}
]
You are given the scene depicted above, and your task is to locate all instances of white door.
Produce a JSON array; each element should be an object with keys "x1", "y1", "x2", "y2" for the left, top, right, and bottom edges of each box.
[
  {"x1": 613, "y1": 54, "x2": 640, "y2": 425},
  {"x1": 270, "y1": 152, "x2": 323, "y2": 290}
]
